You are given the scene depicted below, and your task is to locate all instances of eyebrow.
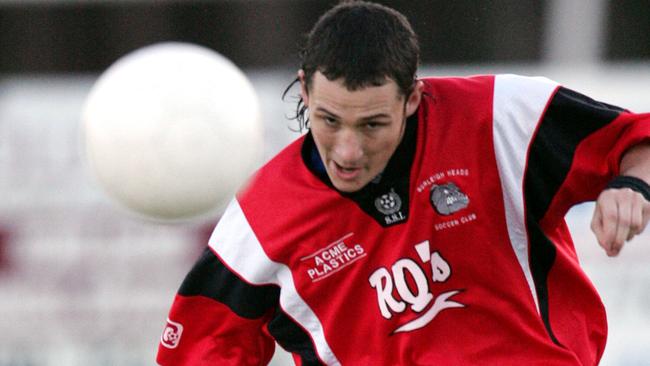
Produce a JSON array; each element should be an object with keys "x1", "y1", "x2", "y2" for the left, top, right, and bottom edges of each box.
[
  {"x1": 314, "y1": 106, "x2": 391, "y2": 121},
  {"x1": 314, "y1": 106, "x2": 340, "y2": 119},
  {"x1": 360, "y1": 113, "x2": 391, "y2": 121}
]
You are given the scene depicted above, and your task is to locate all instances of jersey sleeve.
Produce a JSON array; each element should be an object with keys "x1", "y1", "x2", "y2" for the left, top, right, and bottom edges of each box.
[
  {"x1": 156, "y1": 199, "x2": 281, "y2": 366},
  {"x1": 492, "y1": 74, "x2": 650, "y2": 227},
  {"x1": 525, "y1": 85, "x2": 650, "y2": 226}
]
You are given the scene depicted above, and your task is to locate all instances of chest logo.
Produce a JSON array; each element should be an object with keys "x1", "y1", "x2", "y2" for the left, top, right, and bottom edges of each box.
[
  {"x1": 368, "y1": 240, "x2": 465, "y2": 334},
  {"x1": 430, "y1": 182, "x2": 469, "y2": 215},
  {"x1": 301, "y1": 232, "x2": 367, "y2": 282},
  {"x1": 374, "y1": 189, "x2": 402, "y2": 215}
]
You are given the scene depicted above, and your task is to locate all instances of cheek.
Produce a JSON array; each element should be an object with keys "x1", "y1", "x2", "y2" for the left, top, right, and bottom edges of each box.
[
  {"x1": 364, "y1": 136, "x2": 399, "y2": 170},
  {"x1": 371, "y1": 128, "x2": 403, "y2": 155},
  {"x1": 311, "y1": 128, "x2": 334, "y2": 156}
]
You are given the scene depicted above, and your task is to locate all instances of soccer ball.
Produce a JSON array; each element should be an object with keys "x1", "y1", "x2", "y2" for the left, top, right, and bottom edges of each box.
[{"x1": 81, "y1": 42, "x2": 263, "y2": 222}]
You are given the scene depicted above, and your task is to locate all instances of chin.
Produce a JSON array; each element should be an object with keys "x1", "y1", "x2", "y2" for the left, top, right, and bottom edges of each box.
[
  {"x1": 332, "y1": 180, "x2": 363, "y2": 193},
  {"x1": 336, "y1": 186, "x2": 358, "y2": 193}
]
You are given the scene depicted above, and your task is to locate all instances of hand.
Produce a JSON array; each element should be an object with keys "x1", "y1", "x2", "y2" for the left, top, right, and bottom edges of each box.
[{"x1": 591, "y1": 187, "x2": 650, "y2": 256}]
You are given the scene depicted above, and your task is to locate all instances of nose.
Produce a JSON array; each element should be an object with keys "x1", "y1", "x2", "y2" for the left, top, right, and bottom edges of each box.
[{"x1": 333, "y1": 128, "x2": 364, "y2": 165}]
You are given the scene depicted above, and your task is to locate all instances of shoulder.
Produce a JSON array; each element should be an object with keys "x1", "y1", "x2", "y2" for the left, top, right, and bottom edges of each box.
[
  {"x1": 206, "y1": 135, "x2": 315, "y2": 280},
  {"x1": 420, "y1": 74, "x2": 560, "y2": 121},
  {"x1": 491, "y1": 75, "x2": 560, "y2": 124},
  {"x1": 420, "y1": 74, "x2": 558, "y2": 95},
  {"x1": 492, "y1": 74, "x2": 559, "y2": 103},
  {"x1": 234, "y1": 132, "x2": 338, "y2": 240},
  {"x1": 255, "y1": 133, "x2": 307, "y2": 177},
  {"x1": 237, "y1": 134, "x2": 308, "y2": 199},
  {"x1": 420, "y1": 74, "x2": 494, "y2": 96}
]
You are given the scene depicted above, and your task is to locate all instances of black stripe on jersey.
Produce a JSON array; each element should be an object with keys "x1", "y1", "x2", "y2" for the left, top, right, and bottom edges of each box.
[
  {"x1": 525, "y1": 217, "x2": 560, "y2": 344},
  {"x1": 267, "y1": 308, "x2": 325, "y2": 366},
  {"x1": 178, "y1": 247, "x2": 280, "y2": 319},
  {"x1": 524, "y1": 87, "x2": 623, "y2": 343},
  {"x1": 526, "y1": 87, "x2": 624, "y2": 219}
]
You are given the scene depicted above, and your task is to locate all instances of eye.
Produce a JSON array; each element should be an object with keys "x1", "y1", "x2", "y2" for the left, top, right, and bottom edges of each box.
[
  {"x1": 364, "y1": 121, "x2": 386, "y2": 130},
  {"x1": 366, "y1": 122, "x2": 380, "y2": 129},
  {"x1": 323, "y1": 116, "x2": 338, "y2": 126}
]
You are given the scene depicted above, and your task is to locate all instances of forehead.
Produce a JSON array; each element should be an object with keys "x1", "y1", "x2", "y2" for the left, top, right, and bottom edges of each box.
[{"x1": 309, "y1": 72, "x2": 403, "y2": 115}]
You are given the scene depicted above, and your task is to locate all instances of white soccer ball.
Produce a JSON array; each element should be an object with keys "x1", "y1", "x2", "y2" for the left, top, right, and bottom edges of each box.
[{"x1": 82, "y1": 42, "x2": 263, "y2": 222}]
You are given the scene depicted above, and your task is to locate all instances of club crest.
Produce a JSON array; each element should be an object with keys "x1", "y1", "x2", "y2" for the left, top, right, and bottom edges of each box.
[
  {"x1": 430, "y1": 182, "x2": 469, "y2": 215},
  {"x1": 375, "y1": 189, "x2": 402, "y2": 215}
]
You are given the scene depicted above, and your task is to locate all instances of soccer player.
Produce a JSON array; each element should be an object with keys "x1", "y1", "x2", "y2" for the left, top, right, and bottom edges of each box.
[{"x1": 157, "y1": 1, "x2": 650, "y2": 365}]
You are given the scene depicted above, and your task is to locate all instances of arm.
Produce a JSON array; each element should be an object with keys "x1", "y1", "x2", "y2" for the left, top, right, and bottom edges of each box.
[
  {"x1": 156, "y1": 247, "x2": 278, "y2": 366},
  {"x1": 157, "y1": 199, "x2": 281, "y2": 366},
  {"x1": 591, "y1": 142, "x2": 650, "y2": 256},
  {"x1": 506, "y1": 80, "x2": 650, "y2": 256}
]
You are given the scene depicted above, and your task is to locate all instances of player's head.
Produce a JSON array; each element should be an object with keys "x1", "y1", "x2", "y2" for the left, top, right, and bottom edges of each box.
[
  {"x1": 292, "y1": 1, "x2": 421, "y2": 130},
  {"x1": 293, "y1": 1, "x2": 424, "y2": 192}
]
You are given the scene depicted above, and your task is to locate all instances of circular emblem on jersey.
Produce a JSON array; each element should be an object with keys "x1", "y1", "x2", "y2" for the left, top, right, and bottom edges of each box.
[
  {"x1": 161, "y1": 318, "x2": 184, "y2": 349},
  {"x1": 430, "y1": 182, "x2": 469, "y2": 215},
  {"x1": 375, "y1": 190, "x2": 402, "y2": 215}
]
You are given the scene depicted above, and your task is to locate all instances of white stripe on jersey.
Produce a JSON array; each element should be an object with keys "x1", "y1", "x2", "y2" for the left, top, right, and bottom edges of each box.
[
  {"x1": 209, "y1": 199, "x2": 341, "y2": 365},
  {"x1": 492, "y1": 74, "x2": 559, "y2": 314}
]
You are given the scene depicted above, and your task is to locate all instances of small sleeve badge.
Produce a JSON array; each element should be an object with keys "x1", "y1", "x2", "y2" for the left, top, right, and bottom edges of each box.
[{"x1": 161, "y1": 318, "x2": 184, "y2": 349}]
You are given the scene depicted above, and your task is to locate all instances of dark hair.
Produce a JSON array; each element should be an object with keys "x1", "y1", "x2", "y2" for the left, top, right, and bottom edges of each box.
[{"x1": 284, "y1": 1, "x2": 420, "y2": 131}]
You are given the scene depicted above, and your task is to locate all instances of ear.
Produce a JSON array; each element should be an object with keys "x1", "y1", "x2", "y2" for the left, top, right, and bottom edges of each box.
[
  {"x1": 298, "y1": 69, "x2": 309, "y2": 107},
  {"x1": 405, "y1": 80, "x2": 424, "y2": 117}
]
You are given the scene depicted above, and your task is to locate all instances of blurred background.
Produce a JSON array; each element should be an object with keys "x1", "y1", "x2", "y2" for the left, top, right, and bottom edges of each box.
[{"x1": 0, "y1": 0, "x2": 649, "y2": 365}]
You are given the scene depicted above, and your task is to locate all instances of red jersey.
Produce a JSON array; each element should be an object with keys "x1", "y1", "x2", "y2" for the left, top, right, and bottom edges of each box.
[{"x1": 157, "y1": 74, "x2": 650, "y2": 365}]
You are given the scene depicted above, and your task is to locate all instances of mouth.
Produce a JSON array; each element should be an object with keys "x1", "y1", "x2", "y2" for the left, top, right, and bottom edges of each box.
[{"x1": 331, "y1": 161, "x2": 362, "y2": 181}]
